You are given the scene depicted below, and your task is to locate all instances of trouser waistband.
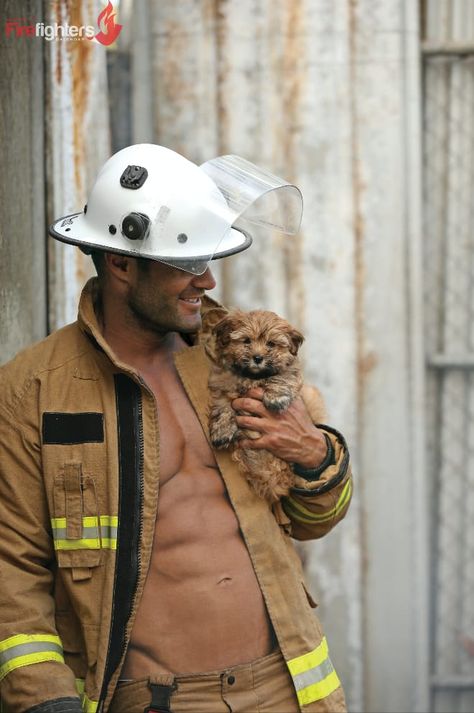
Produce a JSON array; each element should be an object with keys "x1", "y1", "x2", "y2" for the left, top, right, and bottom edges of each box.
[{"x1": 109, "y1": 649, "x2": 301, "y2": 713}]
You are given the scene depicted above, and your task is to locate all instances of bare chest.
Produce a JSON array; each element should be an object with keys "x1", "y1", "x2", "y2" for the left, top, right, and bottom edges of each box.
[{"x1": 143, "y1": 363, "x2": 216, "y2": 485}]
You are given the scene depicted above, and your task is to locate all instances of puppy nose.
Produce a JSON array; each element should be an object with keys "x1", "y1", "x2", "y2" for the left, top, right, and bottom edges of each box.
[{"x1": 253, "y1": 355, "x2": 264, "y2": 364}]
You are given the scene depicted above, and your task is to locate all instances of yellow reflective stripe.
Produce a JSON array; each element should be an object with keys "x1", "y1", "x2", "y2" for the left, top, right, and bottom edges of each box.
[
  {"x1": 52, "y1": 516, "x2": 118, "y2": 528},
  {"x1": 288, "y1": 480, "x2": 352, "y2": 521},
  {"x1": 283, "y1": 479, "x2": 352, "y2": 524},
  {"x1": 75, "y1": 679, "x2": 98, "y2": 713},
  {"x1": 82, "y1": 697, "x2": 99, "y2": 713},
  {"x1": 288, "y1": 637, "x2": 330, "y2": 676},
  {"x1": 51, "y1": 515, "x2": 118, "y2": 550},
  {"x1": 287, "y1": 637, "x2": 341, "y2": 705},
  {"x1": 0, "y1": 634, "x2": 64, "y2": 682},
  {"x1": 296, "y1": 669, "x2": 341, "y2": 706},
  {"x1": 52, "y1": 539, "x2": 117, "y2": 551}
]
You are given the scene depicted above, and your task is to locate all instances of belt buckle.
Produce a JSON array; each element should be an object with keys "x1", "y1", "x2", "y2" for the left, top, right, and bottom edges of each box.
[{"x1": 144, "y1": 681, "x2": 177, "y2": 713}]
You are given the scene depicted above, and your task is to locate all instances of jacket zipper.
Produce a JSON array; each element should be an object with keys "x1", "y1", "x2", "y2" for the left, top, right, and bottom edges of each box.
[{"x1": 97, "y1": 375, "x2": 144, "y2": 711}]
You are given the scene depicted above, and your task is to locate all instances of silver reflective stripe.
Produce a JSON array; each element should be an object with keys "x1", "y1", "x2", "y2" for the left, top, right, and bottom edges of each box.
[
  {"x1": 0, "y1": 640, "x2": 63, "y2": 667},
  {"x1": 52, "y1": 525, "x2": 117, "y2": 540},
  {"x1": 292, "y1": 657, "x2": 335, "y2": 692}
]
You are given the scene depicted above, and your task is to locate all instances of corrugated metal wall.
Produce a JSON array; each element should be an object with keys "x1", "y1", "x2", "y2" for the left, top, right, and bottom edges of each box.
[
  {"x1": 45, "y1": 0, "x2": 111, "y2": 331},
  {"x1": 422, "y1": 1, "x2": 474, "y2": 712},
  {"x1": 0, "y1": 0, "x2": 47, "y2": 364},
  {"x1": 0, "y1": 3, "x2": 110, "y2": 353}
]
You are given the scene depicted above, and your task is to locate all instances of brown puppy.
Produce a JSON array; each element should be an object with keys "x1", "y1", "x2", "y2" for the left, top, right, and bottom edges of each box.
[{"x1": 208, "y1": 310, "x2": 326, "y2": 503}]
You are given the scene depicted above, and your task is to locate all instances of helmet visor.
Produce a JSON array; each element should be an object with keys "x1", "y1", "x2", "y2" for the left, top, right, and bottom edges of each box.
[
  {"x1": 151, "y1": 155, "x2": 303, "y2": 275},
  {"x1": 200, "y1": 154, "x2": 303, "y2": 235}
]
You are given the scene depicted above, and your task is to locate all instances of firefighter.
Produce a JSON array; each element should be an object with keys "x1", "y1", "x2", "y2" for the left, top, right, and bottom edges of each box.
[{"x1": 0, "y1": 144, "x2": 352, "y2": 712}]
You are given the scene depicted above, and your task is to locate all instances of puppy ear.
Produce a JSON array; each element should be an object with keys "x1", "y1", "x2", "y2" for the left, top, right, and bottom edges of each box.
[
  {"x1": 288, "y1": 327, "x2": 304, "y2": 355},
  {"x1": 214, "y1": 313, "x2": 242, "y2": 348},
  {"x1": 201, "y1": 306, "x2": 229, "y2": 333}
]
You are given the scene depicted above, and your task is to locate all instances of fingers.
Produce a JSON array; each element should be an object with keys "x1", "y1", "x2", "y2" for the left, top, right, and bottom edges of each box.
[
  {"x1": 235, "y1": 414, "x2": 268, "y2": 430},
  {"x1": 245, "y1": 388, "x2": 264, "y2": 400},
  {"x1": 232, "y1": 396, "x2": 268, "y2": 416},
  {"x1": 231, "y1": 390, "x2": 322, "y2": 464},
  {"x1": 237, "y1": 437, "x2": 270, "y2": 450}
]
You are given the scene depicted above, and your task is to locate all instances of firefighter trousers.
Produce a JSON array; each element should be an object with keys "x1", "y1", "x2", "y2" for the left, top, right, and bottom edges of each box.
[{"x1": 109, "y1": 648, "x2": 300, "y2": 712}]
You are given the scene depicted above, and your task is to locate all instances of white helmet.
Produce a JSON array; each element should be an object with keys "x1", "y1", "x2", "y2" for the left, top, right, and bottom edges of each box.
[{"x1": 49, "y1": 144, "x2": 303, "y2": 274}]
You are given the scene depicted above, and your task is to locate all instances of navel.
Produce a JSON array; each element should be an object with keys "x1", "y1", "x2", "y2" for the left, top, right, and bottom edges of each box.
[{"x1": 217, "y1": 576, "x2": 233, "y2": 586}]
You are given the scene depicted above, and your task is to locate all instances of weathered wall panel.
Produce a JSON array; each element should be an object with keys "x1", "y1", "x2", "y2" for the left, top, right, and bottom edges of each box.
[
  {"x1": 45, "y1": 0, "x2": 111, "y2": 331},
  {"x1": 423, "y1": 2, "x2": 474, "y2": 711},
  {"x1": 352, "y1": 1, "x2": 427, "y2": 711},
  {"x1": 0, "y1": 0, "x2": 47, "y2": 364}
]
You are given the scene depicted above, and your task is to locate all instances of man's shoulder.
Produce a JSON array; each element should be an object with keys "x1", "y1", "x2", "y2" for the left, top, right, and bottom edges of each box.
[{"x1": 0, "y1": 322, "x2": 88, "y2": 411}]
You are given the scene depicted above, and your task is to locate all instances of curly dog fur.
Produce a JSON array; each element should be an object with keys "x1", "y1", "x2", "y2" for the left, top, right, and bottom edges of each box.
[{"x1": 208, "y1": 310, "x2": 326, "y2": 503}]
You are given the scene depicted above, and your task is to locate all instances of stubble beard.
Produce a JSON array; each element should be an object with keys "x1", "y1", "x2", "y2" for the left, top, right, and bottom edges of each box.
[{"x1": 127, "y1": 289, "x2": 201, "y2": 335}]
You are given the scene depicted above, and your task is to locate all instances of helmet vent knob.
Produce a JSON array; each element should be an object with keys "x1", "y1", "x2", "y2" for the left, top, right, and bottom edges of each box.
[
  {"x1": 122, "y1": 213, "x2": 150, "y2": 241},
  {"x1": 177, "y1": 233, "x2": 188, "y2": 244},
  {"x1": 109, "y1": 225, "x2": 117, "y2": 235}
]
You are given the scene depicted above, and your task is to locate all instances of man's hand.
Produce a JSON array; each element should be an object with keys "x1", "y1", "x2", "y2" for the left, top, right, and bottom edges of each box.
[{"x1": 232, "y1": 388, "x2": 328, "y2": 469}]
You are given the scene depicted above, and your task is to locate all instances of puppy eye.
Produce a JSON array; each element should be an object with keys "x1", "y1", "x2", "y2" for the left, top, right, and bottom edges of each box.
[
  {"x1": 243, "y1": 337, "x2": 251, "y2": 344},
  {"x1": 267, "y1": 341, "x2": 275, "y2": 348}
]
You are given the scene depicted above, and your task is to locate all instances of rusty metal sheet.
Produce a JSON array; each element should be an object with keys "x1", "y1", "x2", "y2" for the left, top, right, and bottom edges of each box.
[
  {"x1": 0, "y1": 0, "x2": 47, "y2": 364},
  {"x1": 46, "y1": 0, "x2": 111, "y2": 331},
  {"x1": 424, "y1": 2, "x2": 474, "y2": 711}
]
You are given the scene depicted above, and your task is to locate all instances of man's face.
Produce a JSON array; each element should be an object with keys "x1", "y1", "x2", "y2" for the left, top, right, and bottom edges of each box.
[{"x1": 126, "y1": 259, "x2": 217, "y2": 334}]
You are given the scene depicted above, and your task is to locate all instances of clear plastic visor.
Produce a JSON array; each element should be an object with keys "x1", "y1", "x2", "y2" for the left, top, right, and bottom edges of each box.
[
  {"x1": 200, "y1": 154, "x2": 303, "y2": 236},
  {"x1": 153, "y1": 154, "x2": 303, "y2": 275}
]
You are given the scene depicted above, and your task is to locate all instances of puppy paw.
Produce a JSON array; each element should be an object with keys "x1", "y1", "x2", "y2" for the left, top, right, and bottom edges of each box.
[
  {"x1": 209, "y1": 421, "x2": 238, "y2": 449},
  {"x1": 263, "y1": 393, "x2": 292, "y2": 412},
  {"x1": 211, "y1": 435, "x2": 234, "y2": 449}
]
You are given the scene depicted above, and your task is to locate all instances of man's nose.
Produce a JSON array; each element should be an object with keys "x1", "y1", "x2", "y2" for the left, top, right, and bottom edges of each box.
[{"x1": 192, "y1": 267, "x2": 216, "y2": 290}]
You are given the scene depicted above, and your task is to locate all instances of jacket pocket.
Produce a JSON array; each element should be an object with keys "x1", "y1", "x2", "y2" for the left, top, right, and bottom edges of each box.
[{"x1": 52, "y1": 462, "x2": 103, "y2": 576}]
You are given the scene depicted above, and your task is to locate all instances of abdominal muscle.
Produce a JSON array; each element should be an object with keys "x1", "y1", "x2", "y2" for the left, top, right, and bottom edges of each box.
[{"x1": 121, "y1": 357, "x2": 275, "y2": 677}]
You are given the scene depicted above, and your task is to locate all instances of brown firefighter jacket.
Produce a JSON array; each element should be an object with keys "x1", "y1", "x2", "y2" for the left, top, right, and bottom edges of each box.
[{"x1": 0, "y1": 279, "x2": 352, "y2": 713}]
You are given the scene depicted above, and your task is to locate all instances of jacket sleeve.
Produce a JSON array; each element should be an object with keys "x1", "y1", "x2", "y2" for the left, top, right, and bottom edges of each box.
[
  {"x1": 0, "y1": 376, "x2": 82, "y2": 712},
  {"x1": 280, "y1": 425, "x2": 353, "y2": 541}
]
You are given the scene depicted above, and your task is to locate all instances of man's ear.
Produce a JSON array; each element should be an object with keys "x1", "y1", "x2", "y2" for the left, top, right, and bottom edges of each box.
[{"x1": 104, "y1": 252, "x2": 134, "y2": 285}]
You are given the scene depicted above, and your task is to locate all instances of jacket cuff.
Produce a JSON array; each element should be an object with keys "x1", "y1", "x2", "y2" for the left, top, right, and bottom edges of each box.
[
  {"x1": 291, "y1": 425, "x2": 350, "y2": 496},
  {"x1": 291, "y1": 433, "x2": 335, "y2": 480},
  {"x1": 26, "y1": 698, "x2": 83, "y2": 713}
]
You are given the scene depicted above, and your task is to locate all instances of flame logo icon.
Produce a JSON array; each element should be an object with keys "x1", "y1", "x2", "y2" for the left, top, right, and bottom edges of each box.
[{"x1": 94, "y1": 1, "x2": 122, "y2": 46}]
